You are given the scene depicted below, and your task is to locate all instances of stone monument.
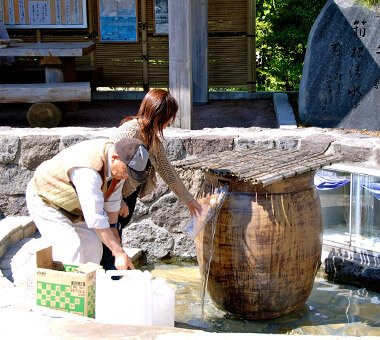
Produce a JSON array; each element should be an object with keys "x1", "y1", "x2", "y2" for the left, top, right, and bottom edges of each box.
[{"x1": 299, "y1": 0, "x2": 380, "y2": 131}]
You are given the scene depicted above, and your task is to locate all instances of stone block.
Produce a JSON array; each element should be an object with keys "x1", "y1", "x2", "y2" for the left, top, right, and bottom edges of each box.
[
  {"x1": 184, "y1": 135, "x2": 234, "y2": 156},
  {"x1": 60, "y1": 135, "x2": 91, "y2": 150},
  {"x1": 299, "y1": 0, "x2": 380, "y2": 131},
  {"x1": 0, "y1": 165, "x2": 33, "y2": 195},
  {"x1": 325, "y1": 256, "x2": 380, "y2": 293},
  {"x1": 299, "y1": 134, "x2": 335, "y2": 153},
  {"x1": 176, "y1": 168, "x2": 204, "y2": 197},
  {"x1": 123, "y1": 221, "x2": 174, "y2": 263},
  {"x1": 235, "y1": 138, "x2": 276, "y2": 150},
  {"x1": 139, "y1": 176, "x2": 169, "y2": 204},
  {"x1": 9, "y1": 227, "x2": 24, "y2": 245},
  {"x1": 163, "y1": 138, "x2": 186, "y2": 161},
  {"x1": 129, "y1": 200, "x2": 149, "y2": 222},
  {"x1": 172, "y1": 233, "x2": 196, "y2": 259},
  {"x1": 20, "y1": 135, "x2": 60, "y2": 170},
  {"x1": 149, "y1": 193, "x2": 189, "y2": 233},
  {"x1": 22, "y1": 221, "x2": 36, "y2": 239},
  {"x1": 0, "y1": 241, "x2": 8, "y2": 259},
  {"x1": 0, "y1": 136, "x2": 19, "y2": 164},
  {"x1": 329, "y1": 139, "x2": 373, "y2": 163},
  {"x1": 274, "y1": 138, "x2": 299, "y2": 150},
  {"x1": 374, "y1": 145, "x2": 380, "y2": 165}
]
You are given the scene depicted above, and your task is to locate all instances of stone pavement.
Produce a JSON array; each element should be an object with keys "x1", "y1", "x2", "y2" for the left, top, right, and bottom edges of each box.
[
  {"x1": 0, "y1": 217, "x2": 204, "y2": 338},
  {"x1": 0, "y1": 218, "x2": 375, "y2": 339}
]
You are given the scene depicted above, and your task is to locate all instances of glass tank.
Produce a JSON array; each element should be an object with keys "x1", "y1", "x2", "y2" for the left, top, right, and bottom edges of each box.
[{"x1": 316, "y1": 167, "x2": 380, "y2": 253}]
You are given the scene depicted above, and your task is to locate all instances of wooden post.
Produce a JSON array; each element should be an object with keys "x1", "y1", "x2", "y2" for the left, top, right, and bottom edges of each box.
[
  {"x1": 87, "y1": 0, "x2": 96, "y2": 67},
  {"x1": 247, "y1": 0, "x2": 256, "y2": 92},
  {"x1": 168, "y1": 0, "x2": 193, "y2": 129},
  {"x1": 192, "y1": 0, "x2": 208, "y2": 104},
  {"x1": 141, "y1": 0, "x2": 149, "y2": 91},
  {"x1": 35, "y1": 29, "x2": 42, "y2": 43},
  {"x1": 40, "y1": 56, "x2": 64, "y2": 83}
]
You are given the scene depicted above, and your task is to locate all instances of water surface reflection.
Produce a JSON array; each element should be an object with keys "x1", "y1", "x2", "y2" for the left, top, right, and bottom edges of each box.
[{"x1": 146, "y1": 262, "x2": 380, "y2": 335}]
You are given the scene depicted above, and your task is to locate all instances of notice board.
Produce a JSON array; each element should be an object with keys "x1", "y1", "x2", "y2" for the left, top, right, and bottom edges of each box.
[
  {"x1": 154, "y1": 0, "x2": 168, "y2": 35},
  {"x1": 0, "y1": 0, "x2": 87, "y2": 28},
  {"x1": 98, "y1": 0, "x2": 137, "y2": 42}
]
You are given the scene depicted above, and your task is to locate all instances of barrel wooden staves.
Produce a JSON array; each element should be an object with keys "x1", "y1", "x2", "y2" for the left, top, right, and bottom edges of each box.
[{"x1": 195, "y1": 171, "x2": 323, "y2": 320}]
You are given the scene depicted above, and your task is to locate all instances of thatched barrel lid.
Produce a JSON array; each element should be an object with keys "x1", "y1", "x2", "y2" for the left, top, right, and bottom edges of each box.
[{"x1": 174, "y1": 146, "x2": 341, "y2": 186}]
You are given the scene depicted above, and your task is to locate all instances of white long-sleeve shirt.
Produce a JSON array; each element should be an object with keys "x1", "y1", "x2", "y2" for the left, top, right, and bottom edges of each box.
[{"x1": 69, "y1": 167, "x2": 124, "y2": 229}]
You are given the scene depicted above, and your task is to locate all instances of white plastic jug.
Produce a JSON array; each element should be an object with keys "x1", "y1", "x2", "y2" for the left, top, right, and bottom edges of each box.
[
  {"x1": 152, "y1": 277, "x2": 175, "y2": 326},
  {"x1": 95, "y1": 269, "x2": 175, "y2": 326}
]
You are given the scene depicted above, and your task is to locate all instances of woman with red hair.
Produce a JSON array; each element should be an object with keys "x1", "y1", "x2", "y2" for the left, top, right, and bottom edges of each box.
[{"x1": 101, "y1": 89, "x2": 202, "y2": 269}]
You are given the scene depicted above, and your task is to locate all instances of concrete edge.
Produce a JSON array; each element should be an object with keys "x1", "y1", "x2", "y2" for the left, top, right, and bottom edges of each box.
[
  {"x1": 273, "y1": 92, "x2": 298, "y2": 129},
  {"x1": 0, "y1": 216, "x2": 35, "y2": 286},
  {"x1": 0, "y1": 216, "x2": 35, "y2": 259},
  {"x1": 92, "y1": 90, "x2": 275, "y2": 101}
]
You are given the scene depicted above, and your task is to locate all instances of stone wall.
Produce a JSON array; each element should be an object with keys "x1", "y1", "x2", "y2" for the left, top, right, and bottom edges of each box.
[{"x1": 0, "y1": 126, "x2": 379, "y2": 262}]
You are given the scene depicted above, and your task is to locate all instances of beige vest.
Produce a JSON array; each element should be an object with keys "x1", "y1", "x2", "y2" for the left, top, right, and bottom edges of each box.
[{"x1": 32, "y1": 139, "x2": 112, "y2": 216}]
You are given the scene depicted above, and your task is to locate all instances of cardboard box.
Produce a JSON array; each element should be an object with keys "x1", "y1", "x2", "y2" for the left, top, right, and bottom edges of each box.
[{"x1": 35, "y1": 246, "x2": 102, "y2": 318}]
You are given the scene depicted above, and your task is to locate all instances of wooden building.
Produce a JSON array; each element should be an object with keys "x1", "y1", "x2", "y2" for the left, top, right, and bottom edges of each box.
[{"x1": 2, "y1": 0, "x2": 256, "y2": 128}]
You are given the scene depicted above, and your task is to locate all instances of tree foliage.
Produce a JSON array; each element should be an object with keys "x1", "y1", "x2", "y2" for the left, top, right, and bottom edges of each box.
[
  {"x1": 256, "y1": 0, "x2": 326, "y2": 91},
  {"x1": 356, "y1": 0, "x2": 379, "y2": 6}
]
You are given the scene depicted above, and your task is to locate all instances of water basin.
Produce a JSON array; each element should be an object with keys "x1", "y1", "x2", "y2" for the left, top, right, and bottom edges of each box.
[{"x1": 147, "y1": 262, "x2": 380, "y2": 336}]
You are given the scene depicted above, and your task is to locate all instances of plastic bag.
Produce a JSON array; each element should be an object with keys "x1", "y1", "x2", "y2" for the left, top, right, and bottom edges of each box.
[{"x1": 182, "y1": 180, "x2": 228, "y2": 239}]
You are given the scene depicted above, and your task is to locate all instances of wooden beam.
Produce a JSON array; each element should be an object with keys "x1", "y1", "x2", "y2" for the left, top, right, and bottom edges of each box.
[
  {"x1": 247, "y1": 0, "x2": 256, "y2": 92},
  {"x1": 169, "y1": 0, "x2": 193, "y2": 130},
  {"x1": 0, "y1": 82, "x2": 91, "y2": 103},
  {"x1": 192, "y1": 0, "x2": 208, "y2": 104},
  {"x1": 141, "y1": 0, "x2": 149, "y2": 91}
]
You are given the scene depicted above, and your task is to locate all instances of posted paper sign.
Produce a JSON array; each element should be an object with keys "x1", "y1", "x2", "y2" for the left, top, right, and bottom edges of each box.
[{"x1": 1, "y1": 0, "x2": 87, "y2": 28}]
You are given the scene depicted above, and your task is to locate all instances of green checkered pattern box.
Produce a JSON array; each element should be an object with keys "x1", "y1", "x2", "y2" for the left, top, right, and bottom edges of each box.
[
  {"x1": 36, "y1": 281, "x2": 96, "y2": 317},
  {"x1": 36, "y1": 247, "x2": 100, "y2": 318}
]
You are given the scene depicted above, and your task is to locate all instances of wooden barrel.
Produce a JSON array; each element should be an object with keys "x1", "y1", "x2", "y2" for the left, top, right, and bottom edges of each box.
[{"x1": 195, "y1": 171, "x2": 322, "y2": 319}]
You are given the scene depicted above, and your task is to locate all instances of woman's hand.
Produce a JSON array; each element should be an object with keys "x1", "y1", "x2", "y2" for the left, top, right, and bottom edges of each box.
[{"x1": 187, "y1": 199, "x2": 202, "y2": 217}]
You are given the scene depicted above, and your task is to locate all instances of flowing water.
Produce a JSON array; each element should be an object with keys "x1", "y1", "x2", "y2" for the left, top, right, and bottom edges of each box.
[
  {"x1": 148, "y1": 262, "x2": 380, "y2": 335},
  {"x1": 199, "y1": 186, "x2": 227, "y2": 318}
]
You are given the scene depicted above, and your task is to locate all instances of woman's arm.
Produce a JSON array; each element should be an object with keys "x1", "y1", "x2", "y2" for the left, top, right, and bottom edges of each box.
[{"x1": 152, "y1": 141, "x2": 202, "y2": 216}]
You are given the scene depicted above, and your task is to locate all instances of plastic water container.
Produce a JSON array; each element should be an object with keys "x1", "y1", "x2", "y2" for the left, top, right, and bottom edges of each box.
[
  {"x1": 95, "y1": 269, "x2": 175, "y2": 326},
  {"x1": 152, "y1": 278, "x2": 175, "y2": 326}
]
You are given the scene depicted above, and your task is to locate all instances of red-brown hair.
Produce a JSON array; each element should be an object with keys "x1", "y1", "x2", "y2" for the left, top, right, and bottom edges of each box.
[{"x1": 120, "y1": 89, "x2": 178, "y2": 149}]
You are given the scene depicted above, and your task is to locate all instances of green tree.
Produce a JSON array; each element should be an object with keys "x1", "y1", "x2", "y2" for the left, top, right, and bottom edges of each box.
[
  {"x1": 356, "y1": 0, "x2": 379, "y2": 6},
  {"x1": 256, "y1": 0, "x2": 326, "y2": 91}
]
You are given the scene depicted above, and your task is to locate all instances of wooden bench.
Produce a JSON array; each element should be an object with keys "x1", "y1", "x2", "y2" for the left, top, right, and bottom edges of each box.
[
  {"x1": 0, "y1": 82, "x2": 91, "y2": 103},
  {"x1": 0, "y1": 82, "x2": 91, "y2": 127},
  {"x1": 0, "y1": 66, "x2": 103, "y2": 90}
]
